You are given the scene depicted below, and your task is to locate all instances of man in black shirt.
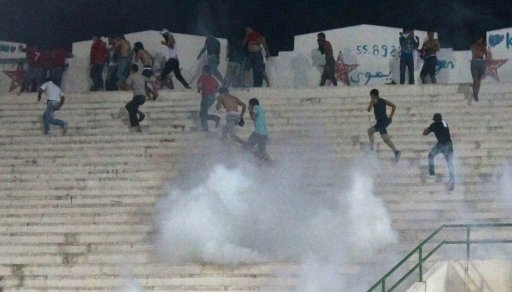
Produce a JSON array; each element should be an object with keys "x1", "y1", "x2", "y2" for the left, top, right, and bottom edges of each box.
[
  {"x1": 197, "y1": 35, "x2": 224, "y2": 84},
  {"x1": 367, "y1": 89, "x2": 401, "y2": 163},
  {"x1": 423, "y1": 113, "x2": 455, "y2": 191}
]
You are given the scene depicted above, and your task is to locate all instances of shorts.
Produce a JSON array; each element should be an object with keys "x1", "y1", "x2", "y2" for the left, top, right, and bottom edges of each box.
[
  {"x1": 224, "y1": 114, "x2": 240, "y2": 136},
  {"x1": 471, "y1": 59, "x2": 486, "y2": 80},
  {"x1": 373, "y1": 119, "x2": 390, "y2": 135},
  {"x1": 247, "y1": 132, "x2": 268, "y2": 155},
  {"x1": 142, "y1": 66, "x2": 154, "y2": 78}
]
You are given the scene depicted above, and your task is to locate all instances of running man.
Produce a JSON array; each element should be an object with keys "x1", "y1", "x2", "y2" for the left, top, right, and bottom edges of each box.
[
  {"x1": 246, "y1": 98, "x2": 270, "y2": 162},
  {"x1": 38, "y1": 77, "x2": 68, "y2": 135},
  {"x1": 197, "y1": 65, "x2": 221, "y2": 131},
  {"x1": 423, "y1": 113, "x2": 455, "y2": 191},
  {"x1": 216, "y1": 87, "x2": 246, "y2": 144},
  {"x1": 367, "y1": 89, "x2": 401, "y2": 162},
  {"x1": 133, "y1": 42, "x2": 158, "y2": 100},
  {"x1": 121, "y1": 64, "x2": 155, "y2": 132},
  {"x1": 197, "y1": 35, "x2": 224, "y2": 84},
  {"x1": 470, "y1": 35, "x2": 488, "y2": 102}
]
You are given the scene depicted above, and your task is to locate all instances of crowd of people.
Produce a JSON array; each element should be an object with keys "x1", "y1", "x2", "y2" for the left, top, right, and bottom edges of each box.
[
  {"x1": 20, "y1": 46, "x2": 72, "y2": 92},
  {"x1": 35, "y1": 26, "x2": 491, "y2": 178},
  {"x1": 317, "y1": 29, "x2": 489, "y2": 102}
]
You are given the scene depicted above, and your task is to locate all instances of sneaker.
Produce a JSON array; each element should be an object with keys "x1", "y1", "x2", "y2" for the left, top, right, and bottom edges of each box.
[
  {"x1": 184, "y1": 85, "x2": 192, "y2": 89},
  {"x1": 394, "y1": 151, "x2": 401, "y2": 163},
  {"x1": 62, "y1": 122, "x2": 68, "y2": 135},
  {"x1": 138, "y1": 112, "x2": 145, "y2": 123},
  {"x1": 429, "y1": 166, "x2": 435, "y2": 176}
]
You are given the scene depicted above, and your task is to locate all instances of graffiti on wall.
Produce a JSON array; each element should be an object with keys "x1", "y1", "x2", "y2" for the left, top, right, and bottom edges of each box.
[
  {"x1": 355, "y1": 44, "x2": 401, "y2": 58},
  {"x1": 488, "y1": 33, "x2": 512, "y2": 49},
  {"x1": 0, "y1": 43, "x2": 21, "y2": 53},
  {"x1": 435, "y1": 60, "x2": 455, "y2": 74},
  {"x1": 350, "y1": 71, "x2": 391, "y2": 85}
]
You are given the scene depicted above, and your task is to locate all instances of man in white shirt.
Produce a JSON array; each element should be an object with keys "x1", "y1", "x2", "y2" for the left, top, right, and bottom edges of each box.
[
  {"x1": 160, "y1": 30, "x2": 191, "y2": 89},
  {"x1": 38, "y1": 78, "x2": 68, "y2": 135}
]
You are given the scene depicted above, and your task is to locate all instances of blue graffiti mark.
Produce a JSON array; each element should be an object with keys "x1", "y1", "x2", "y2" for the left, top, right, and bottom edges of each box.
[
  {"x1": 435, "y1": 60, "x2": 455, "y2": 74},
  {"x1": 350, "y1": 71, "x2": 390, "y2": 85},
  {"x1": 0, "y1": 44, "x2": 17, "y2": 53},
  {"x1": 489, "y1": 34, "x2": 505, "y2": 47},
  {"x1": 507, "y1": 33, "x2": 512, "y2": 49}
]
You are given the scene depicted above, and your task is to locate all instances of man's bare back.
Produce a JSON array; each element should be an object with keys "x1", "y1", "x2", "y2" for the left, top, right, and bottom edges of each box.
[
  {"x1": 216, "y1": 94, "x2": 244, "y2": 113},
  {"x1": 137, "y1": 49, "x2": 154, "y2": 67},
  {"x1": 471, "y1": 40, "x2": 487, "y2": 59},
  {"x1": 115, "y1": 38, "x2": 131, "y2": 57}
]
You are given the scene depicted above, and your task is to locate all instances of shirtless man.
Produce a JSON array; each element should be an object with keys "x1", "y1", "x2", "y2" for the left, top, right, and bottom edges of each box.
[
  {"x1": 242, "y1": 25, "x2": 268, "y2": 87},
  {"x1": 216, "y1": 87, "x2": 246, "y2": 143},
  {"x1": 114, "y1": 35, "x2": 132, "y2": 88},
  {"x1": 133, "y1": 42, "x2": 158, "y2": 100},
  {"x1": 317, "y1": 32, "x2": 337, "y2": 86},
  {"x1": 470, "y1": 35, "x2": 488, "y2": 102}
]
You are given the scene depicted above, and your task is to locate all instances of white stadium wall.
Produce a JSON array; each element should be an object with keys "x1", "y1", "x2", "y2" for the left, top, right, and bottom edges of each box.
[
  {"x1": 1, "y1": 25, "x2": 512, "y2": 93},
  {"x1": 0, "y1": 40, "x2": 26, "y2": 94}
]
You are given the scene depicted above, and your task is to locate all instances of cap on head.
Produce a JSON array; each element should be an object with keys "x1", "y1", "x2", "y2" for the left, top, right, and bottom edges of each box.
[{"x1": 433, "y1": 113, "x2": 442, "y2": 121}]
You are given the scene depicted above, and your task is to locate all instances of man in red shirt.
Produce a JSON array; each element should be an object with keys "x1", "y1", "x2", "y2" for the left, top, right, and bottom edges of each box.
[
  {"x1": 197, "y1": 65, "x2": 221, "y2": 131},
  {"x1": 242, "y1": 25, "x2": 268, "y2": 87},
  {"x1": 89, "y1": 35, "x2": 107, "y2": 91},
  {"x1": 50, "y1": 48, "x2": 72, "y2": 86},
  {"x1": 21, "y1": 46, "x2": 47, "y2": 92}
]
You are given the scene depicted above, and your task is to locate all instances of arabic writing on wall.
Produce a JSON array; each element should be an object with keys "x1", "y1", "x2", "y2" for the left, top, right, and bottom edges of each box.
[
  {"x1": 435, "y1": 60, "x2": 455, "y2": 74},
  {"x1": 488, "y1": 32, "x2": 512, "y2": 49},
  {"x1": 350, "y1": 71, "x2": 390, "y2": 85}
]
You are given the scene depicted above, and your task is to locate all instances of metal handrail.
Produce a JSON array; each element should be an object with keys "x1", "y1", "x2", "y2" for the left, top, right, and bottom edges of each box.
[{"x1": 367, "y1": 223, "x2": 512, "y2": 292}]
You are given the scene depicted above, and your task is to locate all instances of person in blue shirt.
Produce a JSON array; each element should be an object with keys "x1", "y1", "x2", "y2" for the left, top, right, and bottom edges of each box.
[
  {"x1": 399, "y1": 29, "x2": 419, "y2": 84},
  {"x1": 246, "y1": 98, "x2": 270, "y2": 162}
]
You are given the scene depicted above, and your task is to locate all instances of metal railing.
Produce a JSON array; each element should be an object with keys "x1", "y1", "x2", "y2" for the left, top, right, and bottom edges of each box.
[{"x1": 367, "y1": 223, "x2": 512, "y2": 292}]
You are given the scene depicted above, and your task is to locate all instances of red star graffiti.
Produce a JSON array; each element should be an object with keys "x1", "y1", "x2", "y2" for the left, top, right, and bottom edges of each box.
[
  {"x1": 2, "y1": 63, "x2": 25, "y2": 92},
  {"x1": 483, "y1": 58, "x2": 507, "y2": 81},
  {"x1": 335, "y1": 51, "x2": 359, "y2": 86}
]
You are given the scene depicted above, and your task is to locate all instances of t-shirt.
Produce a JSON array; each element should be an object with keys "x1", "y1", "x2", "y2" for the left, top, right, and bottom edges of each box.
[
  {"x1": 428, "y1": 121, "x2": 452, "y2": 144},
  {"x1": 40, "y1": 81, "x2": 64, "y2": 102},
  {"x1": 252, "y1": 105, "x2": 268, "y2": 135},
  {"x1": 26, "y1": 48, "x2": 50, "y2": 69},
  {"x1": 51, "y1": 48, "x2": 70, "y2": 68},
  {"x1": 373, "y1": 98, "x2": 388, "y2": 121},
  {"x1": 205, "y1": 37, "x2": 220, "y2": 56},
  {"x1": 168, "y1": 47, "x2": 178, "y2": 59},
  {"x1": 197, "y1": 73, "x2": 219, "y2": 97},
  {"x1": 246, "y1": 32, "x2": 262, "y2": 43},
  {"x1": 90, "y1": 40, "x2": 107, "y2": 64},
  {"x1": 126, "y1": 74, "x2": 149, "y2": 96},
  {"x1": 400, "y1": 35, "x2": 419, "y2": 56}
]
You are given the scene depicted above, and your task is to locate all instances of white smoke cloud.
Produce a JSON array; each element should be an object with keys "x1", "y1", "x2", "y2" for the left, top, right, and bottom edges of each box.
[{"x1": 153, "y1": 139, "x2": 398, "y2": 290}]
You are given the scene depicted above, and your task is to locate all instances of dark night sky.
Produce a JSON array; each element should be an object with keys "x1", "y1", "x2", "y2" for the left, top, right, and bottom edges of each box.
[{"x1": 0, "y1": 0, "x2": 511, "y2": 53}]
